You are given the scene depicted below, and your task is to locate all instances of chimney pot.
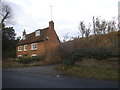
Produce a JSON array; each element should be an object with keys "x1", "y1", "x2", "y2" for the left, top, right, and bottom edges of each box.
[
  {"x1": 49, "y1": 21, "x2": 54, "y2": 30},
  {"x1": 23, "y1": 29, "x2": 26, "y2": 35}
]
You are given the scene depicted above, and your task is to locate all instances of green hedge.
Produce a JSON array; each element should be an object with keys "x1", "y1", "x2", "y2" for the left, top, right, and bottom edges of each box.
[
  {"x1": 63, "y1": 48, "x2": 119, "y2": 66},
  {"x1": 63, "y1": 54, "x2": 82, "y2": 66},
  {"x1": 75, "y1": 48, "x2": 117, "y2": 60}
]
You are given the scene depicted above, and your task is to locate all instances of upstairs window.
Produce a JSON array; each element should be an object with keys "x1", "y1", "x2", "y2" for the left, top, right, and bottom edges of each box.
[
  {"x1": 31, "y1": 43, "x2": 37, "y2": 50},
  {"x1": 35, "y1": 30, "x2": 40, "y2": 36},
  {"x1": 23, "y1": 35, "x2": 26, "y2": 40},
  {"x1": 18, "y1": 46, "x2": 22, "y2": 51},
  {"x1": 24, "y1": 45, "x2": 27, "y2": 51}
]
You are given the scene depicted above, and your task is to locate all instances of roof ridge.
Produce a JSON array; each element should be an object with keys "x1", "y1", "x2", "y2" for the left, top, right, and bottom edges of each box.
[
  {"x1": 26, "y1": 27, "x2": 49, "y2": 36},
  {"x1": 42, "y1": 27, "x2": 49, "y2": 30},
  {"x1": 17, "y1": 27, "x2": 49, "y2": 46}
]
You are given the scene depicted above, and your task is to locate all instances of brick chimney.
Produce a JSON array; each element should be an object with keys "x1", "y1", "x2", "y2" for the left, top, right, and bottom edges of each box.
[
  {"x1": 49, "y1": 21, "x2": 54, "y2": 30},
  {"x1": 23, "y1": 29, "x2": 26, "y2": 36},
  {"x1": 22, "y1": 29, "x2": 26, "y2": 40}
]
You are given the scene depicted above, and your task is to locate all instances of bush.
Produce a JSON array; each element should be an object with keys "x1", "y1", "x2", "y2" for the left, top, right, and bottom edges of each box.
[
  {"x1": 63, "y1": 47, "x2": 117, "y2": 66},
  {"x1": 111, "y1": 51, "x2": 120, "y2": 57},
  {"x1": 92, "y1": 48, "x2": 108, "y2": 60},
  {"x1": 18, "y1": 56, "x2": 32, "y2": 64},
  {"x1": 75, "y1": 48, "x2": 114, "y2": 60},
  {"x1": 63, "y1": 57, "x2": 74, "y2": 66},
  {"x1": 3, "y1": 50, "x2": 16, "y2": 59},
  {"x1": 32, "y1": 56, "x2": 41, "y2": 61},
  {"x1": 63, "y1": 54, "x2": 82, "y2": 66},
  {"x1": 18, "y1": 56, "x2": 41, "y2": 64}
]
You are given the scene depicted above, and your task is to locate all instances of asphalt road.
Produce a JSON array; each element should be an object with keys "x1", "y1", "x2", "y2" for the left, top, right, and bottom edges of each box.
[{"x1": 2, "y1": 65, "x2": 118, "y2": 88}]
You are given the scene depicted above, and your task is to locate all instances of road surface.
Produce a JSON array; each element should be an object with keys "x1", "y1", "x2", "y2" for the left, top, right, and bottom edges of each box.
[{"x1": 2, "y1": 65, "x2": 118, "y2": 88}]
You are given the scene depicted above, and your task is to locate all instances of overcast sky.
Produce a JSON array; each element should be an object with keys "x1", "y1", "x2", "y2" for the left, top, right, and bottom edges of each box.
[{"x1": 4, "y1": 0, "x2": 119, "y2": 41}]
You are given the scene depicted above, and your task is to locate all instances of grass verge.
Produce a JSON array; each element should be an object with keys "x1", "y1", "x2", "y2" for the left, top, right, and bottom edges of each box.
[
  {"x1": 2, "y1": 58, "x2": 48, "y2": 68},
  {"x1": 56, "y1": 58, "x2": 119, "y2": 81}
]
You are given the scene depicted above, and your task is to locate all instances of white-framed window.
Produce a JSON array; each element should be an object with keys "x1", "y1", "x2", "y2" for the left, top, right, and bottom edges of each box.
[
  {"x1": 31, "y1": 43, "x2": 37, "y2": 50},
  {"x1": 35, "y1": 30, "x2": 40, "y2": 36},
  {"x1": 18, "y1": 55, "x2": 22, "y2": 57},
  {"x1": 31, "y1": 54, "x2": 37, "y2": 57},
  {"x1": 24, "y1": 45, "x2": 27, "y2": 51},
  {"x1": 18, "y1": 46, "x2": 22, "y2": 51}
]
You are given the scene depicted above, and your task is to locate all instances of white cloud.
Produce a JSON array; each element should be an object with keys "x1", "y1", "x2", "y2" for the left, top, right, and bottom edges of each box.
[{"x1": 4, "y1": 0, "x2": 119, "y2": 41}]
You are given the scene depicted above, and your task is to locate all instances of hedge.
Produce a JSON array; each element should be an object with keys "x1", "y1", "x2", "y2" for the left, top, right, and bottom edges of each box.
[
  {"x1": 18, "y1": 56, "x2": 41, "y2": 64},
  {"x1": 63, "y1": 47, "x2": 119, "y2": 66}
]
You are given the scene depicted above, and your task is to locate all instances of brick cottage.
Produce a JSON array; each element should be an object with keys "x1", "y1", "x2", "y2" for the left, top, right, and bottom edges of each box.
[{"x1": 16, "y1": 21, "x2": 60, "y2": 63}]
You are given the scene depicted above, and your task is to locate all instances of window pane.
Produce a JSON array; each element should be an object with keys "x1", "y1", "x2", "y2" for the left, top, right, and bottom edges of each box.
[
  {"x1": 24, "y1": 45, "x2": 27, "y2": 51},
  {"x1": 31, "y1": 43, "x2": 37, "y2": 50},
  {"x1": 18, "y1": 46, "x2": 22, "y2": 51},
  {"x1": 35, "y1": 30, "x2": 40, "y2": 36}
]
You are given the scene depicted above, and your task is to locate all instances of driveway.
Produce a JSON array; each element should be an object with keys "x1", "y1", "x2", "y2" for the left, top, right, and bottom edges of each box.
[
  {"x1": 3, "y1": 64, "x2": 62, "y2": 76},
  {"x1": 2, "y1": 64, "x2": 119, "y2": 88}
]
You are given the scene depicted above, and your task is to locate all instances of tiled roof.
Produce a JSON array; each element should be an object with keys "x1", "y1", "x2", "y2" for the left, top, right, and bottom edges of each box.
[{"x1": 17, "y1": 27, "x2": 49, "y2": 46}]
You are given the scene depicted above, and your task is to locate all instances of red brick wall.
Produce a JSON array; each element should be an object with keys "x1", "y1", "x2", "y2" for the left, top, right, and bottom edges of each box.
[
  {"x1": 44, "y1": 22, "x2": 60, "y2": 63},
  {"x1": 16, "y1": 21, "x2": 60, "y2": 63},
  {"x1": 16, "y1": 29, "x2": 60, "y2": 58},
  {"x1": 17, "y1": 42, "x2": 45, "y2": 57}
]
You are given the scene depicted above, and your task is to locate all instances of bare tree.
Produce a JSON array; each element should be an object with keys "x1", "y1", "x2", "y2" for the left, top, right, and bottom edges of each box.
[
  {"x1": 95, "y1": 17, "x2": 102, "y2": 34},
  {"x1": 93, "y1": 16, "x2": 108, "y2": 34},
  {"x1": 78, "y1": 21, "x2": 91, "y2": 38},
  {"x1": 78, "y1": 21, "x2": 85, "y2": 38},
  {"x1": 85, "y1": 23, "x2": 91, "y2": 38},
  {"x1": 118, "y1": 22, "x2": 120, "y2": 31},
  {"x1": 92, "y1": 16, "x2": 96, "y2": 35},
  {"x1": 0, "y1": 1, "x2": 12, "y2": 28},
  {"x1": 93, "y1": 16, "x2": 102, "y2": 35},
  {"x1": 107, "y1": 20, "x2": 116, "y2": 33},
  {"x1": 63, "y1": 33, "x2": 70, "y2": 42},
  {"x1": 101, "y1": 20, "x2": 107, "y2": 34},
  {"x1": 111, "y1": 20, "x2": 116, "y2": 31},
  {"x1": 118, "y1": 16, "x2": 120, "y2": 31},
  {"x1": 107, "y1": 22, "x2": 112, "y2": 33}
]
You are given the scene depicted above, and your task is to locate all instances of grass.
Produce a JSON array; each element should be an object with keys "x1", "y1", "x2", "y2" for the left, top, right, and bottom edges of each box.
[
  {"x1": 56, "y1": 58, "x2": 119, "y2": 81},
  {"x1": 2, "y1": 57, "x2": 60, "y2": 68},
  {"x1": 2, "y1": 62, "x2": 46, "y2": 68}
]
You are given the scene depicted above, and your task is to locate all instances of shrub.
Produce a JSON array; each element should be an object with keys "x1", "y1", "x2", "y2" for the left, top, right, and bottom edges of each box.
[
  {"x1": 19, "y1": 56, "x2": 32, "y2": 64},
  {"x1": 63, "y1": 57, "x2": 74, "y2": 66},
  {"x1": 3, "y1": 50, "x2": 16, "y2": 59},
  {"x1": 63, "y1": 54, "x2": 82, "y2": 66},
  {"x1": 63, "y1": 47, "x2": 117, "y2": 66},
  {"x1": 32, "y1": 56, "x2": 41, "y2": 61},
  {"x1": 75, "y1": 48, "x2": 114, "y2": 60},
  {"x1": 111, "y1": 51, "x2": 120, "y2": 57},
  {"x1": 18, "y1": 56, "x2": 42, "y2": 64}
]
